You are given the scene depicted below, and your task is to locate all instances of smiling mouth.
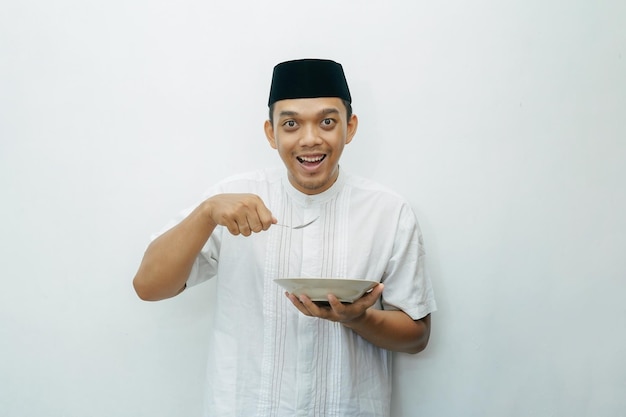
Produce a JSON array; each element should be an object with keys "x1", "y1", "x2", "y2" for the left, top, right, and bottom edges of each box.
[{"x1": 297, "y1": 155, "x2": 326, "y2": 165}]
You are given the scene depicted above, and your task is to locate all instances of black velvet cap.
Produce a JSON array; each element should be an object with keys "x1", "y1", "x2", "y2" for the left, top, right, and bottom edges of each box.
[{"x1": 268, "y1": 59, "x2": 352, "y2": 106}]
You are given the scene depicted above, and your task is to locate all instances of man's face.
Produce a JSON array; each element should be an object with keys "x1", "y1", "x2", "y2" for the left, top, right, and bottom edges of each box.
[{"x1": 264, "y1": 97, "x2": 358, "y2": 195}]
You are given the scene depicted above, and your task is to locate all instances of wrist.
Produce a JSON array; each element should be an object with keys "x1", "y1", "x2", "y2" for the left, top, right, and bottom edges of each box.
[
  {"x1": 199, "y1": 199, "x2": 218, "y2": 229},
  {"x1": 341, "y1": 308, "x2": 369, "y2": 329}
]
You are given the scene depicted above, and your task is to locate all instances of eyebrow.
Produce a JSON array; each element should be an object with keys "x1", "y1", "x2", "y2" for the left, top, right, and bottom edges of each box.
[
  {"x1": 320, "y1": 108, "x2": 340, "y2": 116},
  {"x1": 278, "y1": 110, "x2": 298, "y2": 118},
  {"x1": 278, "y1": 108, "x2": 340, "y2": 118}
]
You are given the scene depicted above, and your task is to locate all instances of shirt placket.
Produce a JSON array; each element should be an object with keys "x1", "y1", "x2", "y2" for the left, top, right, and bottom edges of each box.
[{"x1": 295, "y1": 199, "x2": 322, "y2": 416}]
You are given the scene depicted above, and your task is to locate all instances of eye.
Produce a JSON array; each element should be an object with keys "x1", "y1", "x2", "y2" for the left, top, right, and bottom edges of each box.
[
  {"x1": 321, "y1": 118, "x2": 336, "y2": 128},
  {"x1": 282, "y1": 120, "x2": 298, "y2": 130}
]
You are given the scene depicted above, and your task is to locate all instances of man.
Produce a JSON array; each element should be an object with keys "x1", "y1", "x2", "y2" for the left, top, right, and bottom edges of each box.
[{"x1": 133, "y1": 59, "x2": 436, "y2": 417}]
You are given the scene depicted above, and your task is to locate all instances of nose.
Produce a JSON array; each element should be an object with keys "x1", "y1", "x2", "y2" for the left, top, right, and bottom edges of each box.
[{"x1": 299, "y1": 124, "x2": 322, "y2": 147}]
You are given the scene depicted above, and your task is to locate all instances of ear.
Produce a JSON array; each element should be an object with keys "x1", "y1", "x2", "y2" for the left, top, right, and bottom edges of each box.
[
  {"x1": 264, "y1": 119, "x2": 277, "y2": 149},
  {"x1": 345, "y1": 114, "x2": 358, "y2": 145}
]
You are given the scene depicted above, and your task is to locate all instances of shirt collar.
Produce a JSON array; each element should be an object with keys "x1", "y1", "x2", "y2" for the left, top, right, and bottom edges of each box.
[{"x1": 282, "y1": 167, "x2": 347, "y2": 206}]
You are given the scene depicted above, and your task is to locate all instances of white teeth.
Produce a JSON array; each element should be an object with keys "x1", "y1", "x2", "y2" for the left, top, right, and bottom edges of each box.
[{"x1": 298, "y1": 155, "x2": 324, "y2": 163}]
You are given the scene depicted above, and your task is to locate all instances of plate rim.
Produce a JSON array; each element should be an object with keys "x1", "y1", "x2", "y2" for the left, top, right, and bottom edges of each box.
[{"x1": 273, "y1": 277, "x2": 379, "y2": 302}]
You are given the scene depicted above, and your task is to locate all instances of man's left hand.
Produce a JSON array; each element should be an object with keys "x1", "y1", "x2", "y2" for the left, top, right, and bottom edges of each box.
[{"x1": 285, "y1": 283, "x2": 384, "y2": 324}]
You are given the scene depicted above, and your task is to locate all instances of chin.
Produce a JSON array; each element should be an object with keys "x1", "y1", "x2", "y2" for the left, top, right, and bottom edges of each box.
[
  {"x1": 289, "y1": 168, "x2": 338, "y2": 194},
  {"x1": 298, "y1": 178, "x2": 333, "y2": 194}
]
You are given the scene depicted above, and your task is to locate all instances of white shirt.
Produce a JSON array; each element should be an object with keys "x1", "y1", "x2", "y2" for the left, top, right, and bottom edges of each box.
[{"x1": 160, "y1": 168, "x2": 436, "y2": 417}]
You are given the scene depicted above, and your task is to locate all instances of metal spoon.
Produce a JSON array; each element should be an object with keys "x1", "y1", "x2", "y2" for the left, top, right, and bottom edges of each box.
[{"x1": 274, "y1": 216, "x2": 319, "y2": 230}]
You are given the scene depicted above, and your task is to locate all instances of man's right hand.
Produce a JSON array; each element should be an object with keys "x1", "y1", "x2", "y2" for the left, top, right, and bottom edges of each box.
[
  {"x1": 133, "y1": 193, "x2": 275, "y2": 301},
  {"x1": 204, "y1": 193, "x2": 276, "y2": 236}
]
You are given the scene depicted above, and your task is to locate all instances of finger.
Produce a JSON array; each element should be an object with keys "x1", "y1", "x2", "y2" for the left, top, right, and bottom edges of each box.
[
  {"x1": 255, "y1": 205, "x2": 275, "y2": 231},
  {"x1": 354, "y1": 283, "x2": 384, "y2": 308},
  {"x1": 235, "y1": 216, "x2": 252, "y2": 237},
  {"x1": 299, "y1": 295, "x2": 333, "y2": 319},
  {"x1": 327, "y1": 294, "x2": 346, "y2": 312},
  {"x1": 225, "y1": 221, "x2": 241, "y2": 236},
  {"x1": 329, "y1": 294, "x2": 370, "y2": 323},
  {"x1": 368, "y1": 283, "x2": 384, "y2": 300},
  {"x1": 285, "y1": 292, "x2": 313, "y2": 316},
  {"x1": 247, "y1": 212, "x2": 264, "y2": 233}
]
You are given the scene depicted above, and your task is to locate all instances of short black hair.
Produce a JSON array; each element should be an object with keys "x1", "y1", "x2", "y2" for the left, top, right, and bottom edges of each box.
[{"x1": 268, "y1": 99, "x2": 353, "y2": 126}]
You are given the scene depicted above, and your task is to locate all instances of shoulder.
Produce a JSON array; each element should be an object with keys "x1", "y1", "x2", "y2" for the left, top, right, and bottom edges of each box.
[
  {"x1": 343, "y1": 171, "x2": 410, "y2": 207},
  {"x1": 342, "y1": 171, "x2": 421, "y2": 232}
]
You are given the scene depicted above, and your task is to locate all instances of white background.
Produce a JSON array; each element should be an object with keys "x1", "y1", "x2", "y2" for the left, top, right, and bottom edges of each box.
[{"x1": 1, "y1": 1, "x2": 625, "y2": 416}]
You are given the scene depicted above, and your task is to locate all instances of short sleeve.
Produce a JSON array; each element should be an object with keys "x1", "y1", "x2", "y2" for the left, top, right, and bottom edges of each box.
[
  {"x1": 150, "y1": 191, "x2": 224, "y2": 289},
  {"x1": 380, "y1": 203, "x2": 437, "y2": 320}
]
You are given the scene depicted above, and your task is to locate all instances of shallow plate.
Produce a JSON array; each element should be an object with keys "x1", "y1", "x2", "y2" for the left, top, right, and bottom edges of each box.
[{"x1": 274, "y1": 278, "x2": 378, "y2": 303}]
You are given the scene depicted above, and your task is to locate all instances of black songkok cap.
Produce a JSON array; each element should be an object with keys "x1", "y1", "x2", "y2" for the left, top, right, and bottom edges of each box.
[{"x1": 268, "y1": 59, "x2": 352, "y2": 106}]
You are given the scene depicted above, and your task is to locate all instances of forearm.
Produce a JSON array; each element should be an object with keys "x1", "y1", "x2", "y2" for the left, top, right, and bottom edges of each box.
[
  {"x1": 342, "y1": 310, "x2": 431, "y2": 354},
  {"x1": 133, "y1": 201, "x2": 216, "y2": 301}
]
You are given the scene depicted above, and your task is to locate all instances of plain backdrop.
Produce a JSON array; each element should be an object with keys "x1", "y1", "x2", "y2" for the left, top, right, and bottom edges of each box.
[{"x1": 1, "y1": 1, "x2": 625, "y2": 416}]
